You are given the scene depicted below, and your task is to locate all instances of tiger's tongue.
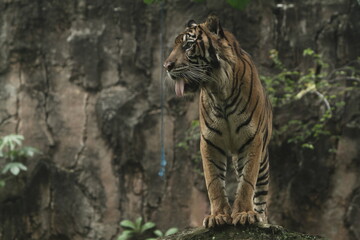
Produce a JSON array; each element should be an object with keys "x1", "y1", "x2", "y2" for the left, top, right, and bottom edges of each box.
[{"x1": 175, "y1": 79, "x2": 185, "y2": 97}]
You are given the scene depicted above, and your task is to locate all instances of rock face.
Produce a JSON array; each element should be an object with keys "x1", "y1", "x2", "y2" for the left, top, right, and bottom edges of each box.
[
  {"x1": 0, "y1": 0, "x2": 359, "y2": 240},
  {"x1": 159, "y1": 225, "x2": 325, "y2": 240}
]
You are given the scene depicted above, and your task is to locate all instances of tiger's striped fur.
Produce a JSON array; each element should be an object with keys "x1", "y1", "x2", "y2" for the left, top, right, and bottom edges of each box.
[{"x1": 164, "y1": 15, "x2": 272, "y2": 228}]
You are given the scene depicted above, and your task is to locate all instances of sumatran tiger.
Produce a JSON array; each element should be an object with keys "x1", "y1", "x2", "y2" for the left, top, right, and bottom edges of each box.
[{"x1": 163, "y1": 15, "x2": 272, "y2": 228}]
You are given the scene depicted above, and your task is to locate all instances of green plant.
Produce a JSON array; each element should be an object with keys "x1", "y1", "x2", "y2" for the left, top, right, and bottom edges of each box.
[
  {"x1": 263, "y1": 48, "x2": 360, "y2": 150},
  {"x1": 0, "y1": 134, "x2": 40, "y2": 187},
  {"x1": 118, "y1": 217, "x2": 155, "y2": 240},
  {"x1": 147, "y1": 228, "x2": 178, "y2": 240},
  {"x1": 117, "y1": 217, "x2": 178, "y2": 240}
]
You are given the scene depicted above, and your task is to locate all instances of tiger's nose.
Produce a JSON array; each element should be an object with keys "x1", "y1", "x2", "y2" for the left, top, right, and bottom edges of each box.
[{"x1": 163, "y1": 61, "x2": 175, "y2": 71}]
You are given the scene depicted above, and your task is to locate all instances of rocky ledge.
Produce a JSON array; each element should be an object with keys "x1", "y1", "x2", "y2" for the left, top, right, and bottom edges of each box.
[{"x1": 159, "y1": 224, "x2": 326, "y2": 240}]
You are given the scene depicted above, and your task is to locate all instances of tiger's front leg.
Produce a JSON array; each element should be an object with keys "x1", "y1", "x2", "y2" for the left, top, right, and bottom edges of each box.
[
  {"x1": 232, "y1": 138, "x2": 263, "y2": 225},
  {"x1": 200, "y1": 135, "x2": 232, "y2": 228}
]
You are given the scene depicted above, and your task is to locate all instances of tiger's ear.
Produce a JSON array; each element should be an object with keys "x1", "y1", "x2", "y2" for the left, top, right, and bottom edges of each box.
[
  {"x1": 205, "y1": 15, "x2": 224, "y2": 38},
  {"x1": 186, "y1": 19, "x2": 197, "y2": 28}
]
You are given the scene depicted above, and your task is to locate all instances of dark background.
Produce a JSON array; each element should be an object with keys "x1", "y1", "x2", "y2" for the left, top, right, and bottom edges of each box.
[{"x1": 0, "y1": 0, "x2": 359, "y2": 239}]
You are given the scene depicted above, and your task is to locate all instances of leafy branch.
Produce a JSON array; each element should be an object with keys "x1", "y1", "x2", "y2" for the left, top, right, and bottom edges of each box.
[{"x1": 263, "y1": 48, "x2": 359, "y2": 150}]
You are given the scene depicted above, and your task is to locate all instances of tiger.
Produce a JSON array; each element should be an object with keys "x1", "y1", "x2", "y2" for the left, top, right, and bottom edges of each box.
[{"x1": 163, "y1": 15, "x2": 272, "y2": 228}]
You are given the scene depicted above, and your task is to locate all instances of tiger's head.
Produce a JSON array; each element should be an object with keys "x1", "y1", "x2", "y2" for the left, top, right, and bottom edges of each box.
[{"x1": 164, "y1": 15, "x2": 234, "y2": 97}]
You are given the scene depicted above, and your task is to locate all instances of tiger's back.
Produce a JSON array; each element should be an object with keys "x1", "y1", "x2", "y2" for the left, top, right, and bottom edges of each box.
[{"x1": 164, "y1": 15, "x2": 272, "y2": 228}]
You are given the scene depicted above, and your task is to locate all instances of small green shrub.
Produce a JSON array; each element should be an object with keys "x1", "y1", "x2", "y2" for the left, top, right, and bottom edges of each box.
[
  {"x1": 148, "y1": 227, "x2": 179, "y2": 240},
  {"x1": 0, "y1": 134, "x2": 40, "y2": 187},
  {"x1": 117, "y1": 217, "x2": 178, "y2": 240},
  {"x1": 262, "y1": 48, "x2": 359, "y2": 150}
]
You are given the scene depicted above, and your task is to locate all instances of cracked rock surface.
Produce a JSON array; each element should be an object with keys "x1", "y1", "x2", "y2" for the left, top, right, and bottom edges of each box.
[{"x1": 0, "y1": 0, "x2": 359, "y2": 240}]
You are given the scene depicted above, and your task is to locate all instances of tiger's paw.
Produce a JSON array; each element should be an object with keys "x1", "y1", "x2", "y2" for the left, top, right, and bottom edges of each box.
[
  {"x1": 203, "y1": 214, "x2": 232, "y2": 228},
  {"x1": 231, "y1": 211, "x2": 262, "y2": 225}
]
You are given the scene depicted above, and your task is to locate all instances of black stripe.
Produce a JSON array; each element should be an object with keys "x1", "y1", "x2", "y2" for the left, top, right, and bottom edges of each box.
[
  {"x1": 226, "y1": 94, "x2": 243, "y2": 118},
  {"x1": 199, "y1": 26, "x2": 218, "y2": 68},
  {"x1": 201, "y1": 107, "x2": 214, "y2": 123},
  {"x1": 260, "y1": 150, "x2": 268, "y2": 165},
  {"x1": 214, "y1": 106, "x2": 223, "y2": 114},
  {"x1": 237, "y1": 57, "x2": 254, "y2": 115},
  {"x1": 254, "y1": 191, "x2": 268, "y2": 198},
  {"x1": 262, "y1": 128, "x2": 269, "y2": 153},
  {"x1": 207, "y1": 176, "x2": 218, "y2": 189},
  {"x1": 201, "y1": 95, "x2": 214, "y2": 122},
  {"x1": 258, "y1": 155, "x2": 269, "y2": 176},
  {"x1": 256, "y1": 180, "x2": 269, "y2": 187},
  {"x1": 237, "y1": 135, "x2": 254, "y2": 154},
  {"x1": 257, "y1": 170, "x2": 269, "y2": 182},
  {"x1": 225, "y1": 79, "x2": 243, "y2": 110},
  {"x1": 206, "y1": 92, "x2": 225, "y2": 118},
  {"x1": 226, "y1": 57, "x2": 246, "y2": 103},
  {"x1": 226, "y1": 83, "x2": 243, "y2": 117},
  {"x1": 209, "y1": 159, "x2": 226, "y2": 172},
  {"x1": 236, "y1": 96, "x2": 260, "y2": 133},
  {"x1": 202, "y1": 135, "x2": 227, "y2": 157},
  {"x1": 256, "y1": 179, "x2": 269, "y2": 187},
  {"x1": 206, "y1": 35, "x2": 219, "y2": 68},
  {"x1": 213, "y1": 111, "x2": 225, "y2": 119},
  {"x1": 196, "y1": 55, "x2": 210, "y2": 64},
  {"x1": 258, "y1": 159, "x2": 268, "y2": 175},
  {"x1": 225, "y1": 64, "x2": 245, "y2": 115},
  {"x1": 237, "y1": 155, "x2": 245, "y2": 164},
  {"x1": 202, "y1": 113, "x2": 222, "y2": 136},
  {"x1": 211, "y1": 108, "x2": 224, "y2": 119},
  {"x1": 219, "y1": 173, "x2": 226, "y2": 180},
  {"x1": 239, "y1": 175, "x2": 255, "y2": 190},
  {"x1": 254, "y1": 201, "x2": 267, "y2": 206},
  {"x1": 237, "y1": 159, "x2": 250, "y2": 173},
  {"x1": 229, "y1": 67, "x2": 242, "y2": 98},
  {"x1": 207, "y1": 173, "x2": 225, "y2": 189},
  {"x1": 206, "y1": 90, "x2": 217, "y2": 104},
  {"x1": 237, "y1": 114, "x2": 263, "y2": 154}
]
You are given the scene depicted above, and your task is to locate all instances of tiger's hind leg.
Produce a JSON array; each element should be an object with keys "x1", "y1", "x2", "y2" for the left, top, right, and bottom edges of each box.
[
  {"x1": 200, "y1": 135, "x2": 232, "y2": 228},
  {"x1": 232, "y1": 139, "x2": 263, "y2": 225},
  {"x1": 253, "y1": 149, "x2": 270, "y2": 223}
]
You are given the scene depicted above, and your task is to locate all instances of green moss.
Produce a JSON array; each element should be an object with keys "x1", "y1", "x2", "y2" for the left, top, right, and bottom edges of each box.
[{"x1": 160, "y1": 224, "x2": 327, "y2": 240}]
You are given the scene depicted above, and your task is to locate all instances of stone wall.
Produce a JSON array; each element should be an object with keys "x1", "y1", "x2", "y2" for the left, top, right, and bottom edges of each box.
[{"x1": 0, "y1": 0, "x2": 359, "y2": 239}]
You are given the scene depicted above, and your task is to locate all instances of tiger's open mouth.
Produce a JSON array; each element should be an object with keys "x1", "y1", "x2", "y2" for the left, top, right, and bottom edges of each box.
[{"x1": 168, "y1": 72, "x2": 200, "y2": 97}]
